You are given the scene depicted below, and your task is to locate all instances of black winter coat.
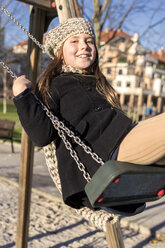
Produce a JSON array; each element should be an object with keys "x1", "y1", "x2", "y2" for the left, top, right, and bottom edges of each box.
[{"x1": 14, "y1": 73, "x2": 132, "y2": 209}]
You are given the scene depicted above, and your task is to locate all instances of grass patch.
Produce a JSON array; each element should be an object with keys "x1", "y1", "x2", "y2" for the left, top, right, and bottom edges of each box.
[{"x1": 0, "y1": 100, "x2": 22, "y2": 143}]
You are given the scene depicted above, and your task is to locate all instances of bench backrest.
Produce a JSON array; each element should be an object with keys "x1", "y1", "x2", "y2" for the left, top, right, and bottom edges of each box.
[{"x1": 0, "y1": 119, "x2": 15, "y2": 138}]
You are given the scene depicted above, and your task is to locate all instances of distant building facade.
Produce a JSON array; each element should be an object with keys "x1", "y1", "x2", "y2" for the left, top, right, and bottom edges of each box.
[
  {"x1": 12, "y1": 38, "x2": 49, "y2": 75},
  {"x1": 0, "y1": 38, "x2": 27, "y2": 99},
  {"x1": 100, "y1": 29, "x2": 165, "y2": 115}
]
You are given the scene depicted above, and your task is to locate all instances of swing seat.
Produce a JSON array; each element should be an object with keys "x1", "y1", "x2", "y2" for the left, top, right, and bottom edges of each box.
[{"x1": 85, "y1": 160, "x2": 165, "y2": 208}]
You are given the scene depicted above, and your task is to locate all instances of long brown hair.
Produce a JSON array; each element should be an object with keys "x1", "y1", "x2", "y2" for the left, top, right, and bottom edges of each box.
[
  {"x1": 91, "y1": 49, "x2": 121, "y2": 109},
  {"x1": 37, "y1": 47, "x2": 121, "y2": 109},
  {"x1": 37, "y1": 49, "x2": 63, "y2": 103}
]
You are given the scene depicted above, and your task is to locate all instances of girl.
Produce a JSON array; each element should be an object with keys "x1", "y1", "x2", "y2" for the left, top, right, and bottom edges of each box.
[{"x1": 13, "y1": 18, "x2": 165, "y2": 213}]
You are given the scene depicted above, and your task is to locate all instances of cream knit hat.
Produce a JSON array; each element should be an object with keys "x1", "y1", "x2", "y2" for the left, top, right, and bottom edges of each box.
[{"x1": 45, "y1": 18, "x2": 95, "y2": 58}]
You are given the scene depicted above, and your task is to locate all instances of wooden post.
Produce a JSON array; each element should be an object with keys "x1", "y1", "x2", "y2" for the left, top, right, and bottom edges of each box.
[
  {"x1": 16, "y1": 7, "x2": 46, "y2": 248},
  {"x1": 106, "y1": 220, "x2": 125, "y2": 248},
  {"x1": 3, "y1": 69, "x2": 7, "y2": 114},
  {"x1": 55, "y1": 0, "x2": 80, "y2": 22}
]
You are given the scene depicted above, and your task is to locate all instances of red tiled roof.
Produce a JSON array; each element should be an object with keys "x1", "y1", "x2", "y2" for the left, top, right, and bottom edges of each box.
[
  {"x1": 14, "y1": 36, "x2": 46, "y2": 47},
  {"x1": 101, "y1": 29, "x2": 132, "y2": 42},
  {"x1": 15, "y1": 40, "x2": 28, "y2": 46},
  {"x1": 150, "y1": 50, "x2": 165, "y2": 63}
]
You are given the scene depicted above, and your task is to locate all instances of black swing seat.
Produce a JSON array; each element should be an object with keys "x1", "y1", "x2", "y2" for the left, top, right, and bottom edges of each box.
[{"x1": 85, "y1": 161, "x2": 165, "y2": 208}]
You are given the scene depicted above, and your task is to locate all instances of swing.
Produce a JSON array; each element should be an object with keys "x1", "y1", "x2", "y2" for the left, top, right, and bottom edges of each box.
[
  {"x1": 31, "y1": 94, "x2": 165, "y2": 215},
  {"x1": 44, "y1": 141, "x2": 118, "y2": 231},
  {"x1": 1, "y1": 5, "x2": 165, "y2": 216},
  {"x1": 85, "y1": 160, "x2": 165, "y2": 208},
  {"x1": 0, "y1": 5, "x2": 120, "y2": 231}
]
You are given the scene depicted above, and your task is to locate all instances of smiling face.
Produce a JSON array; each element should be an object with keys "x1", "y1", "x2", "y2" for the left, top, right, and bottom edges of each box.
[{"x1": 62, "y1": 33, "x2": 96, "y2": 70}]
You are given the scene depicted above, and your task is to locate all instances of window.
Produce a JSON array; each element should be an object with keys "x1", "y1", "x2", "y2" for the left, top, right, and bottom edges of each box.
[
  {"x1": 100, "y1": 45, "x2": 105, "y2": 51},
  {"x1": 100, "y1": 56, "x2": 103, "y2": 63},
  {"x1": 126, "y1": 81, "x2": 131, "y2": 87},
  {"x1": 128, "y1": 66, "x2": 134, "y2": 75},
  {"x1": 118, "y1": 69, "x2": 123, "y2": 75},
  {"x1": 107, "y1": 68, "x2": 111, "y2": 74},
  {"x1": 136, "y1": 80, "x2": 141, "y2": 88},
  {"x1": 156, "y1": 63, "x2": 165, "y2": 70},
  {"x1": 107, "y1": 57, "x2": 112, "y2": 62},
  {"x1": 118, "y1": 56, "x2": 127, "y2": 63},
  {"x1": 160, "y1": 85, "x2": 164, "y2": 93},
  {"x1": 117, "y1": 81, "x2": 122, "y2": 87},
  {"x1": 146, "y1": 62, "x2": 152, "y2": 66},
  {"x1": 120, "y1": 37, "x2": 125, "y2": 43}
]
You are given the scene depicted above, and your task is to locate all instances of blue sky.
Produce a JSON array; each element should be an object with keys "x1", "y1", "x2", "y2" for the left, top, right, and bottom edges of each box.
[{"x1": 1, "y1": 0, "x2": 165, "y2": 51}]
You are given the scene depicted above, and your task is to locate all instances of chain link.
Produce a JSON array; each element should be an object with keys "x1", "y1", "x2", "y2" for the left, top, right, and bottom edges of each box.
[
  {"x1": 0, "y1": 6, "x2": 47, "y2": 53},
  {"x1": 0, "y1": 59, "x2": 17, "y2": 79},
  {"x1": 33, "y1": 95, "x2": 105, "y2": 182},
  {"x1": 0, "y1": 5, "x2": 54, "y2": 79},
  {"x1": 42, "y1": 107, "x2": 92, "y2": 182},
  {"x1": 34, "y1": 95, "x2": 104, "y2": 165},
  {"x1": 0, "y1": 56, "x2": 104, "y2": 182},
  {"x1": 0, "y1": 4, "x2": 105, "y2": 182},
  {"x1": 58, "y1": 128, "x2": 91, "y2": 182}
]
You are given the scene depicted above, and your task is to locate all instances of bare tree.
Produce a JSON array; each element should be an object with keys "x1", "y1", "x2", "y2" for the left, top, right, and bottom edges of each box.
[
  {"x1": 77, "y1": 0, "x2": 165, "y2": 50},
  {"x1": 0, "y1": 0, "x2": 29, "y2": 112},
  {"x1": 77, "y1": 0, "x2": 140, "y2": 48}
]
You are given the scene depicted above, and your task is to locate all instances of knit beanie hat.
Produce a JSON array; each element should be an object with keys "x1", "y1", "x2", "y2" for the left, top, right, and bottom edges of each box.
[{"x1": 45, "y1": 17, "x2": 95, "y2": 58}]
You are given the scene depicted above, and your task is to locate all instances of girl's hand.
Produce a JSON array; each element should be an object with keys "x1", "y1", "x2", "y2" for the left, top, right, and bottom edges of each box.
[{"x1": 12, "y1": 75, "x2": 32, "y2": 96}]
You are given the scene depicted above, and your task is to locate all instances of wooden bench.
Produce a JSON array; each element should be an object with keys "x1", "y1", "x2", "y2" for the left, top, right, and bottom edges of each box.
[{"x1": 0, "y1": 119, "x2": 15, "y2": 153}]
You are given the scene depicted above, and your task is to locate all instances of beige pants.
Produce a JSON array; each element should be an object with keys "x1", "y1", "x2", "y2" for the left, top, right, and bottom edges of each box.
[{"x1": 118, "y1": 112, "x2": 165, "y2": 165}]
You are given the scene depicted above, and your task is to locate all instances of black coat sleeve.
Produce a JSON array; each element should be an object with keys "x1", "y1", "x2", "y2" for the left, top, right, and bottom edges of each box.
[{"x1": 13, "y1": 87, "x2": 59, "y2": 147}]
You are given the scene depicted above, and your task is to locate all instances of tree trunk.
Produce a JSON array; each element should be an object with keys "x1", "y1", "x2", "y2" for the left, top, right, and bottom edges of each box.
[
  {"x1": 92, "y1": 0, "x2": 102, "y2": 48},
  {"x1": 3, "y1": 69, "x2": 7, "y2": 114}
]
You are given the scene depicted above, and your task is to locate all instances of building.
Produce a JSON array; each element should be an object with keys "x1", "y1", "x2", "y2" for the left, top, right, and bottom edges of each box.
[
  {"x1": 0, "y1": 38, "x2": 27, "y2": 99},
  {"x1": 100, "y1": 29, "x2": 165, "y2": 116},
  {"x1": 3, "y1": 27, "x2": 165, "y2": 115},
  {"x1": 12, "y1": 37, "x2": 49, "y2": 74}
]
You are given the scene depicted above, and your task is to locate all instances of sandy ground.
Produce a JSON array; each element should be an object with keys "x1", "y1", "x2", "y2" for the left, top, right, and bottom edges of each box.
[
  {"x1": 1, "y1": 178, "x2": 165, "y2": 248},
  {"x1": 1, "y1": 141, "x2": 165, "y2": 247}
]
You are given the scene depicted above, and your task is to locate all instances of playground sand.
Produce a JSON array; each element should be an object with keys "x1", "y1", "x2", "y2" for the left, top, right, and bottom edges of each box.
[
  {"x1": 0, "y1": 178, "x2": 165, "y2": 248},
  {"x1": 0, "y1": 141, "x2": 165, "y2": 247}
]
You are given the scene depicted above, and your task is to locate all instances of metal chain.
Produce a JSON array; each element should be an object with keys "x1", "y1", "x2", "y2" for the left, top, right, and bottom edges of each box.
[
  {"x1": 53, "y1": 123, "x2": 92, "y2": 182},
  {"x1": 0, "y1": 58, "x2": 105, "y2": 181},
  {"x1": 0, "y1": 5, "x2": 105, "y2": 182},
  {"x1": 0, "y1": 59, "x2": 17, "y2": 79},
  {"x1": 0, "y1": 60, "x2": 104, "y2": 183},
  {"x1": 33, "y1": 94, "x2": 105, "y2": 182},
  {"x1": 0, "y1": 5, "x2": 54, "y2": 60},
  {"x1": 0, "y1": 5, "x2": 45, "y2": 52},
  {"x1": 35, "y1": 95, "x2": 104, "y2": 166}
]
